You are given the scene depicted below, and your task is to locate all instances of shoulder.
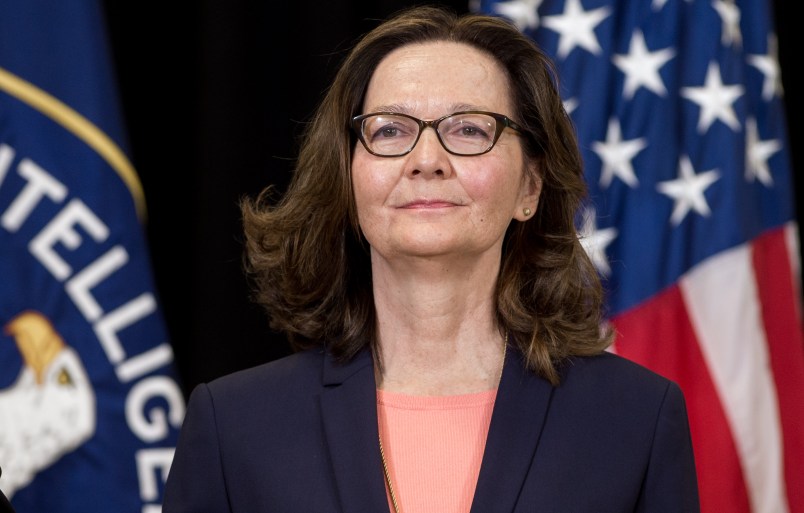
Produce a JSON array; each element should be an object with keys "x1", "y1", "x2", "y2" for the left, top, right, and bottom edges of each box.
[
  {"x1": 562, "y1": 350, "x2": 677, "y2": 391},
  {"x1": 197, "y1": 348, "x2": 327, "y2": 407},
  {"x1": 553, "y1": 351, "x2": 687, "y2": 420},
  {"x1": 177, "y1": 348, "x2": 333, "y2": 446}
]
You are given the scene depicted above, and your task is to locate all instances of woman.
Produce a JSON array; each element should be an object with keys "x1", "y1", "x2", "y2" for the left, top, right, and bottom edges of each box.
[{"x1": 163, "y1": 5, "x2": 700, "y2": 513}]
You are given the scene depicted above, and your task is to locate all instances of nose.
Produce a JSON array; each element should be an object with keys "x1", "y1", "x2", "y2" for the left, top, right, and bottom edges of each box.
[{"x1": 406, "y1": 127, "x2": 452, "y2": 178}]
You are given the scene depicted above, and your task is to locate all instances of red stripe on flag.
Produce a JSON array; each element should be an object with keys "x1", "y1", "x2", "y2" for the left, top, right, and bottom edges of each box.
[
  {"x1": 612, "y1": 286, "x2": 751, "y2": 513},
  {"x1": 752, "y1": 228, "x2": 804, "y2": 513}
]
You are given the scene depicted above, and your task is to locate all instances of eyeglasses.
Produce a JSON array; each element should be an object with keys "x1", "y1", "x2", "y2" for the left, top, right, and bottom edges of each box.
[{"x1": 351, "y1": 110, "x2": 524, "y2": 157}]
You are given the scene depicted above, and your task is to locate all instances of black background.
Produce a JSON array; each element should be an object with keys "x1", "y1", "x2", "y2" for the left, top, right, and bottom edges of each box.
[{"x1": 101, "y1": 0, "x2": 800, "y2": 398}]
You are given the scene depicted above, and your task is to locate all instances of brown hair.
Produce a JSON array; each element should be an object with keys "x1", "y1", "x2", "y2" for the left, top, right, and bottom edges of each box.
[{"x1": 241, "y1": 5, "x2": 613, "y2": 384}]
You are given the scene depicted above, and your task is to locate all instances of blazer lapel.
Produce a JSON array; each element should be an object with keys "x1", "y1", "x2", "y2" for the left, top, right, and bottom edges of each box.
[
  {"x1": 470, "y1": 346, "x2": 555, "y2": 513},
  {"x1": 319, "y1": 348, "x2": 391, "y2": 513}
]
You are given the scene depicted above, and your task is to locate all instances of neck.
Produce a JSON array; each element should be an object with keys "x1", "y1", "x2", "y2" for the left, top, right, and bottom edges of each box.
[
  {"x1": 374, "y1": 327, "x2": 507, "y2": 395},
  {"x1": 369, "y1": 248, "x2": 507, "y2": 395}
]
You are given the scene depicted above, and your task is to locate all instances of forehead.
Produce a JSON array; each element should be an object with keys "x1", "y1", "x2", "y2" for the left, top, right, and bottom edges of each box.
[{"x1": 362, "y1": 41, "x2": 513, "y2": 117}]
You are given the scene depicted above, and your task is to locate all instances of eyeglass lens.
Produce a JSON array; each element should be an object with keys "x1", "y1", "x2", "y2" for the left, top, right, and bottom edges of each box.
[{"x1": 360, "y1": 113, "x2": 500, "y2": 156}]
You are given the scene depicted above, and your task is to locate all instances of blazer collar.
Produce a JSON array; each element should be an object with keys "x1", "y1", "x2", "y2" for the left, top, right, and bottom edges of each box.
[
  {"x1": 319, "y1": 348, "x2": 390, "y2": 513},
  {"x1": 319, "y1": 346, "x2": 555, "y2": 513},
  {"x1": 471, "y1": 346, "x2": 555, "y2": 512}
]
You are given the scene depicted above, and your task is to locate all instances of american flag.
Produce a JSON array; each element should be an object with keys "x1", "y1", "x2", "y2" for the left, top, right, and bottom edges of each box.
[{"x1": 475, "y1": 0, "x2": 804, "y2": 511}]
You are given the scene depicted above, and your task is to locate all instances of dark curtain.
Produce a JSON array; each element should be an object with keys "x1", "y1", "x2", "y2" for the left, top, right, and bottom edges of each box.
[{"x1": 102, "y1": 1, "x2": 800, "y2": 398}]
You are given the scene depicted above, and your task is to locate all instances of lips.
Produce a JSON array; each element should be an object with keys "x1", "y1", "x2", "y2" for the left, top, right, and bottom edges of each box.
[
  {"x1": 399, "y1": 199, "x2": 461, "y2": 210},
  {"x1": 399, "y1": 199, "x2": 459, "y2": 209}
]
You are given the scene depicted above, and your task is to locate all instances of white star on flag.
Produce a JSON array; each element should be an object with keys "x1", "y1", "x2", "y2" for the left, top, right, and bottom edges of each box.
[
  {"x1": 563, "y1": 97, "x2": 578, "y2": 116},
  {"x1": 747, "y1": 34, "x2": 783, "y2": 101},
  {"x1": 745, "y1": 117, "x2": 781, "y2": 187},
  {"x1": 579, "y1": 207, "x2": 618, "y2": 276},
  {"x1": 612, "y1": 30, "x2": 675, "y2": 99},
  {"x1": 713, "y1": 0, "x2": 742, "y2": 47},
  {"x1": 657, "y1": 155, "x2": 720, "y2": 225},
  {"x1": 591, "y1": 118, "x2": 646, "y2": 188},
  {"x1": 541, "y1": 0, "x2": 610, "y2": 58},
  {"x1": 491, "y1": 0, "x2": 544, "y2": 31},
  {"x1": 680, "y1": 61, "x2": 744, "y2": 133}
]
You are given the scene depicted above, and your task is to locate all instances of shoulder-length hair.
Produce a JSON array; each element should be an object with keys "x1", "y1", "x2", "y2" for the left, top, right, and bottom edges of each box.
[{"x1": 241, "y1": 5, "x2": 612, "y2": 384}]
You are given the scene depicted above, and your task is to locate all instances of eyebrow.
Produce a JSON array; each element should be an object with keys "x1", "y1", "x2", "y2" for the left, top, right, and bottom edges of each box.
[{"x1": 367, "y1": 103, "x2": 485, "y2": 115}]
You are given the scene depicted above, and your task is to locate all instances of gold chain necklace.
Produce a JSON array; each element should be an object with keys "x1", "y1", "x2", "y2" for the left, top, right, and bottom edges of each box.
[
  {"x1": 379, "y1": 430, "x2": 402, "y2": 513},
  {"x1": 378, "y1": 334, "x2": 508, "y2": 513}
]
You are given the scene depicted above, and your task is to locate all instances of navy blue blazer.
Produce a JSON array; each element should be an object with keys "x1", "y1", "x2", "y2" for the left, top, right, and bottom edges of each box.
[{"x1": 163, "y1": 346, "x2": 700, "y2": 512}]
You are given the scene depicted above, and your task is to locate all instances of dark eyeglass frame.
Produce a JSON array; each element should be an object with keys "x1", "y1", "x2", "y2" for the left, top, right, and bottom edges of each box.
[{"x1": 351, "y1": 110, "x2": 524, "y2": 157}]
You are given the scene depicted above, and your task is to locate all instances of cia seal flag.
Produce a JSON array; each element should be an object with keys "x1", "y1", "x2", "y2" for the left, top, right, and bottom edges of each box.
[{"x1": 0, "y1": 2, "x2": 185, "y2": 512}]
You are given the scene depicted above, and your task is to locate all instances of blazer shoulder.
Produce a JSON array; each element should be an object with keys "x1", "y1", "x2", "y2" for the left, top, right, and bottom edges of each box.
[
  {"x1": 560, "y1": 351, "x2": 683, "y2": 402},
  {"x1": 201, "y1": 347, "x2": 327, "y2": 403}
]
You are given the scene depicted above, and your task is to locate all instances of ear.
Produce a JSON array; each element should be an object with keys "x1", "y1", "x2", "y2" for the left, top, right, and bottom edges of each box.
[{"x1": 513, "y1": 162, "x2": 542, "y2": 222}]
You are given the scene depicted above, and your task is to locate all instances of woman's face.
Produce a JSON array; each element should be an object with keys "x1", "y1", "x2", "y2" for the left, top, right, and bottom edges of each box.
[{"x1": 351, "y1": 41, "x2": 540, "y2": 264}]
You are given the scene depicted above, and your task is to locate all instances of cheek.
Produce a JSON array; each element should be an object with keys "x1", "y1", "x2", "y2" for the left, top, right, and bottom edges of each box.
[
  {"x1": 351, "y1": 152, "x2": 373, "y2": 199},
  {"x1": 351, "y1": 155, "x2": 391, "y2": 219},
  {"x1": 463, "y1": 163, "x2": 522, "y2": 206}
]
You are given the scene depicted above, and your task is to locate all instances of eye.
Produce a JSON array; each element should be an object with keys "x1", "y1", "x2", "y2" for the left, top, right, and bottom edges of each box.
[
  {"x1": 445, "y1": 121, "x2": 492, "y2": 141},
  {"x1": 379, "y1": 126, "x2": 401, "y2": 138},
  {"x1": 366, "y1": 116, "x2": 417, "y2": 142},
  {"x1": 459, "y1": 125, "x2": 486, "y2": 138}
]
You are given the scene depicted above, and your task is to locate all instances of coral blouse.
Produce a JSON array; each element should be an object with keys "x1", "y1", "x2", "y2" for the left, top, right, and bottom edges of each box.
[{"x1": 376, "y1": 389, "x2": 497, "y2": 513}]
